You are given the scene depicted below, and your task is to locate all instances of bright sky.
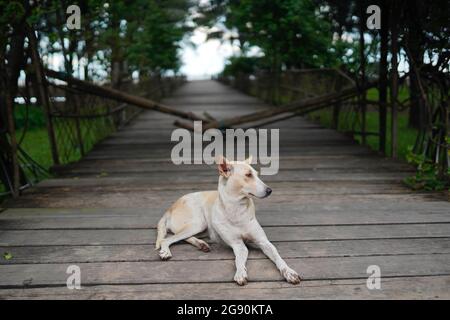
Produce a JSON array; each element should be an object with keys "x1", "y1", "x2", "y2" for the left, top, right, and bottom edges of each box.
[{"x1": 179, "y1": 28, "x2": 239, "y2": 80}]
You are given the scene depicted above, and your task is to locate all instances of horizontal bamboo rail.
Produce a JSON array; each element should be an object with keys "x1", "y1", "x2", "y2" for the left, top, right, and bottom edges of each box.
[
  {"x1": 175, "y1": 80, "x2": 378, "y2": 131},
  {"x1": 45, "y1": 69, "x2": 207, "y2": 122}
]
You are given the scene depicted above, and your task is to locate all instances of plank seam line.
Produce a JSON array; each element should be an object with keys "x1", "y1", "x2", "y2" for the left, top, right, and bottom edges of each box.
[
  {"x1": 2, "y1": 236, "x2": 450, "y2": 247},
  {"x1": 2, "y1": 221, "x2": 450, "y2": 231},
  {"x1": 2, "y1": 252, "x2": 450, "y2": 266},
  {"x1": 1, "y1": 274, "x2": 450, "y2": 290}
]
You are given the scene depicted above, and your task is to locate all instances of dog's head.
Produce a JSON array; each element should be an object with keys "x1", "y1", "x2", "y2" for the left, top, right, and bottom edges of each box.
[{"x1": 216, "y1": 155, "x2": 272, "y2": 199}]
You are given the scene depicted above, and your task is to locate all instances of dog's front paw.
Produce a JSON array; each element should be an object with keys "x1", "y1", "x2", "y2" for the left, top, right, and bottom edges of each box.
[
  {"x1": 281, "y1": 267, "x2": 301, "y2": 285},
  {"x1": 234, "y1": 270, "x2": 248, "y2": 286},
  {"x1": 158, "y1": 248, "x2": 172, "y2": 260},
  {"x1": 198, "y1": 240, "x2": 211, "y2": 252}
]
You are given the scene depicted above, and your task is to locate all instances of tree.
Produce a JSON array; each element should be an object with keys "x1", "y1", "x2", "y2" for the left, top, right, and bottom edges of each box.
[{"x1": 196, "y1": 0, "x2": 338, "y2": 70}]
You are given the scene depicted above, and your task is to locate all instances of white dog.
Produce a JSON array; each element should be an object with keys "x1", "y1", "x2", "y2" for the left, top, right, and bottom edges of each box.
[{"x1": 155, "y1": 155, "x2": 301, "y2": 285}]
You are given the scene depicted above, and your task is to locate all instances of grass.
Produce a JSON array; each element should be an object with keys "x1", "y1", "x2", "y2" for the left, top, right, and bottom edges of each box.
[
  {"x1": 307, "y1": 85, "x2": 417, "y2": 161},
  {"x1": 309, "y1": 109, "x2": 418, "y2": 161},
  {"x1": 13, "y1": 105, "x2": 54, "y2": 172},
  {"x1": 1, "y1": 105, "x2": 115, "y2": 198},
  {"x1": 245, "y1": 82, "x2": 417, "y2": 161},
  {"x1": 16, "y1": 127, "x2": 53, "y2": 171},
  {"x1": 13, "y1": 104, "x2": 115, "y2": 170},
  {"x1": 366, "y1": 86, "x2": 410, "y2": 103}
]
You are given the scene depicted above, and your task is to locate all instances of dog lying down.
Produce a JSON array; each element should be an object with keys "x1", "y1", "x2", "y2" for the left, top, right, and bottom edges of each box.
[{"x1": 155, "y1": 155, "x2": 301, "y2": 286}]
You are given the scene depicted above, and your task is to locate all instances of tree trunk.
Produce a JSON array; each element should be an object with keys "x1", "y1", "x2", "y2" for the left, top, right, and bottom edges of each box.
[{"x1": 28, "y1": 27, "x2": 60, "y2": 165}]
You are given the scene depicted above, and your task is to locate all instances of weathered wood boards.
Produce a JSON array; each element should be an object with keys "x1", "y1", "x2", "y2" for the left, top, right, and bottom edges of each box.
[
  {"x1": 1, "y1": 223, "x2": 449, "y2": 246},
  {"x1": 1, "y1": 80, "x2": 449, "y2": 299},
  {"x1": 2, "y1": 201, "x2": 450, "y2": 227},
  {"x1": 2, "y1": 238, "x2": 450, "y2": 265},
  {"x1": 2, "y1": 276, "x2": 449, "y2": 300},
  {"x1": 1, "y1": 254, "x2": 449, "y2": 288}
]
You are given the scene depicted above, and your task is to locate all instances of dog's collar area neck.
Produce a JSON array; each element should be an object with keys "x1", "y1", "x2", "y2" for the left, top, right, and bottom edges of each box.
[{"x1": 218, "y1": 184, "x2": 251, "y2": 214}]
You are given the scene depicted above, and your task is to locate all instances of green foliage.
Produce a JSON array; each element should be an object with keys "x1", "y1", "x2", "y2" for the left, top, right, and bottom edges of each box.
[
  {"x1": 15, "y1": 0, "x2": 191, "y2": 79},
  {"x1": 125, "y1": 0, "x2": 189, "y2": 74},
  {"x1": 404, "y1": 147, "x2": 450, "y2": 191},
  {"x1": 200, "y1": 0, "x2": 340, "y2": 74},
  {"x1": 0, "y1": 0, "x2": 24, "y2": 49},
  {"x1": 222, "y1": 56, "x2": 269, "y2": 77},
  {"x1": 0, "y1": 1, "x2": 25, "y2": 27},
  {"x1": 230, "y1": 0, "x2": 336, "y2": 68}
]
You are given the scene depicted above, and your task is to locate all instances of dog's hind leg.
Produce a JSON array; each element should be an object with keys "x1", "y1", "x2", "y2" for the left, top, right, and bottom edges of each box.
[
  {"x1": 158, "y1": 225, "x2": 206, "y2": 260},
  {"x1": 155, "y1": 215, "x2": 168, "y2": 250},
  {"x1": 185, "y1": 237, "x2": 211, "y2": 252}
]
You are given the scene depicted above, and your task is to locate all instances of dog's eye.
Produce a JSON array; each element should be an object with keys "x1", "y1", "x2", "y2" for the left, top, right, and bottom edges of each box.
[{"x1": 245, "y1": 172, "x2": 252, "y2": 178}]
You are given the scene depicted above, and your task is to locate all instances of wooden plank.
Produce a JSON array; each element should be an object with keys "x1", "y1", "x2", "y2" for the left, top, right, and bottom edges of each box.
[
  {"x1": 0, "y1": 253, "x2": 449, "y2": 287},
  {"x1": 51, "y1": 158, "x2": 414, "y2": 174},
  {"x1": 1, "y1": 238, "x2": 449, "y2": 265},
  {"x1": 0, "y1": 224, "x2": 449, "y2": 246},
  {"x1": 2, "y1": 276, "x2": 449, "y2": 299},
  {"x1": 29, "y1": 170, "x2": 414, "y2": 188},
  {"x1": 2, "y1": 208, "x2": 450, "y2": 229},
  {"x1": 17, "y1": 183, "x2": 416, "y2": 199},
  {"x1": 8, "y1": 193, "x2": 444, "y2": 209},
  {"x1": 4, "y1": 201, "x2": 450, "y2": 219}
]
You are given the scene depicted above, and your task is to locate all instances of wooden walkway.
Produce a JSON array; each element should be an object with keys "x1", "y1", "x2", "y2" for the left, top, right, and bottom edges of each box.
[{"x1": 1, "y1": 80, "x2": 450, "y2": 299}]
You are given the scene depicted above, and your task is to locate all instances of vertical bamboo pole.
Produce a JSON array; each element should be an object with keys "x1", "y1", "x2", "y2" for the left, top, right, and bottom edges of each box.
[
  {"x1": 28, "y1": 27, "x2": 60, "y2": 165},
  {"x1": 390, "y1": 8, "x2": 399, "y2": 159},
  {"x1": 378, "y1": 0, "x2": 389, "y2": 154},
  {"x1": 332, "y1": 101, "x2": 341, "y2": 130},
  {"x1": 440, "y1": 101, "x2": 448, "y2": 178},
  {"x1": 4, "y1": 83, "x2": 20, "y2": 197},
  {"x1": 332, "y1": 79, "x2": 342, "y2": 130},
  {"x1": 73, "y1": 96, "x2": 85, "y2": 156},
  {"x1": 359, "y1": 3, "x2": 367, "y2": 145}
]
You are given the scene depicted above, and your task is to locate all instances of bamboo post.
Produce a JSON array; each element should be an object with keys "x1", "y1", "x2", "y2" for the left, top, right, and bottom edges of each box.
[
  {"x1": 378, "y1": 0, "x2": 389, "y2": 154},
  {"x1": 4, "y1": 82, "x2": 20, "y2": 197},
  {"x1": 390, "y1": 9, "x2": 399, "y2": 159},
  {"x1": 73, "y1": 95, "x2": 85, "y2": 156},
  {"x1": 440, "y1": 102, "x2": 448, "y2": 178},
  {"x1": 332, "y1": 99, "x2": 341, "y2": 130},
  {"x1": 28, "y1": 27, "x2": 60, "y2": 165},
  {"x1": 332, "y1": 78, "x2": 343, "y2": 130},
  {"x1": 359, "y1": 3, "x2": 367, "y2": 145}
]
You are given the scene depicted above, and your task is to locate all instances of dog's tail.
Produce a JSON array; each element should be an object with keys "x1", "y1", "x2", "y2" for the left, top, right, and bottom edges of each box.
[{"x1": 155, "y1": 214, "x2": 168, "y2": 250}]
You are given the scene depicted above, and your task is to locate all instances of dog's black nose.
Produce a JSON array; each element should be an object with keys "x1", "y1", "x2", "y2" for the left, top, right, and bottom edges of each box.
[{"x1": 265, "y1": 188, "x2": 272, "y2": 196}]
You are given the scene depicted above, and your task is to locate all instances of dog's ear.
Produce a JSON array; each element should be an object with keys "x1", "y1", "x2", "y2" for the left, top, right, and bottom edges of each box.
[
  {"x1": 216, "y1": 155, "x2": 232, "y2": 177},
  {"x1": 245, "y1": 155, "x2": 253, "y2": 165}
]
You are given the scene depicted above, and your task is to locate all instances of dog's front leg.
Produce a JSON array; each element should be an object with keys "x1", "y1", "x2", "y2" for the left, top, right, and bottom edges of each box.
[
  {"x1": 256, "y1": 239, "x2": 301, "y2": 284},
  {"x1": 230, "y1": 241, "x2": 249, "y2": 286}
]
